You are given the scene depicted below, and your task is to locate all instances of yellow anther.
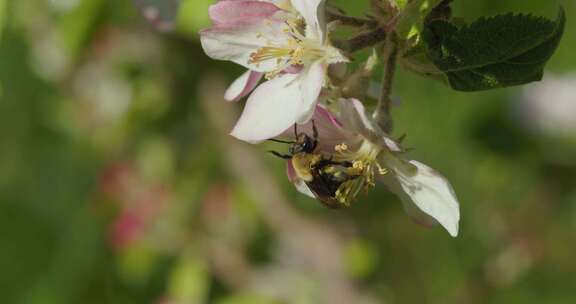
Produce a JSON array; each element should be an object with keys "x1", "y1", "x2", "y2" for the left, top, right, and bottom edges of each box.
[
  {"x1": 376, "y1": 162, "x2": 389, "y2": 175},
  {"x1": 353, "y1": 160, "x2": 365, "y2": 170},
  {"x1": 246, "y1": 18, "x2": 328, "y2": 80}
]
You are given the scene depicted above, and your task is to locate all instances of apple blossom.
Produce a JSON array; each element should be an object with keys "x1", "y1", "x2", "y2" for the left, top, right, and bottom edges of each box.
[
  {"x1": 284, "y1": 100, "x2": 460, "y2": 236},
  {"x1": 200, "y1": 0, "x2": 347, "y2": 142},
  {"x1": 190, "y1": 0, "x2": 563, "y2": 238}
]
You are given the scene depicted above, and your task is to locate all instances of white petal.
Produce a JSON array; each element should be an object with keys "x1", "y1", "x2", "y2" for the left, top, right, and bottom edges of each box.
[
  {"x1": 338, "y1": 98, "x2": 403, "y2": 152},
  {"x1": 231, "y1": 73, "x2": 302, "y2": 142},
  {"x1": 294, "y1": 180, "x2": 316, "y2": 198},
  {"x1": 340, "y1": 98, "x2": 377, "y2": 134},
  {"x1": 386, "y1": 157, "x2": 460, "y2": 237},
  {"x1": 290, "y1": 0, "x2": 325, "y2": 41},
  {"x1": 400, "y1": 194, "x2": 440, "y2": 228},
  {"x1": 225, "y1": 71, "x2": 263, "y2": 102},
  {"x1": 200, "y1": 20, "x2": 289, "y2": 72},
  {"x1": 382, "y1": 172, "x2": 439, "y2": 229},
  {"x1": 295, "y1": 61, "x2": 325, "y2": 124}
]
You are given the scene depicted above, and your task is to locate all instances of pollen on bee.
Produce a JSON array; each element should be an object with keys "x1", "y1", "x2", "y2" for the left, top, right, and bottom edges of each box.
[{"x1": 335, "y1": 143, "x2": 348, "y2": 153}]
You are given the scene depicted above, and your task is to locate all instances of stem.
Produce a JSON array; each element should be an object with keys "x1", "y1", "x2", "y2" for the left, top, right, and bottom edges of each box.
[
  {"x1": 373, "y1": 36, "x2": 398, "y2": 132},
  {"x1": 337, "y1": 27, "x2": 387, "y2": 53},
  {"x1": 326, "y1": 11, "x2": 378, "y2": 27}
]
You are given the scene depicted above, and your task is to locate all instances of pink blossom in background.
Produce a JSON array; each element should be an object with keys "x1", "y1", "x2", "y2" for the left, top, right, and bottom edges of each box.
[{"x1": 99, "y1": 161, "x2": 171, "y2": 250}]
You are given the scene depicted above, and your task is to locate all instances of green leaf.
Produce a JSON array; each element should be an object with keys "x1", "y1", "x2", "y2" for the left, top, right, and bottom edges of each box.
[
  {"x1": 422, "y1": 8, "x2": 566, "y2": 91},
  {"x1": 395, "y1": 0, "x2": 448, "y2": 39},
  {"x1": 0, "y1": 0, "x2": 5, "y2": 40},
  {"x1": 400, "y1": 44, "x2": 447, "y2": 83}
]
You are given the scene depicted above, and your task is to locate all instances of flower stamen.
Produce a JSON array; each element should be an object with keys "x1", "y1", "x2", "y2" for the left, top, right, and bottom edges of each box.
[
  {"x1": 376, "y1": 162, "x2": 389, "y2": 175},
  {"x1": 248, "y1": 19, "x2": 336, "y2": 80}
]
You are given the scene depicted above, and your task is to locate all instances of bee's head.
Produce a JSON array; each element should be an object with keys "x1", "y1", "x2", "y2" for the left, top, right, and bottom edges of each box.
[{"x1": 290, "y1": 133, "x2": 317, "y2": 154}]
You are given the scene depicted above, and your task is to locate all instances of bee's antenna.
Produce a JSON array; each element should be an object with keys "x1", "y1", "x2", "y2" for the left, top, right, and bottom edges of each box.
[
  {"x1": 293, "y1": 124, "x2": 298, "y2": 138},
  {"x1": 312, "y1": 119, "x2": 318, "y2": 140},
  {"x1": 268, "y1": 150, "x2": 292, "y2": 159},
  {"x1": 268, "y1": 139, "x2": 295, "y2": 144}
]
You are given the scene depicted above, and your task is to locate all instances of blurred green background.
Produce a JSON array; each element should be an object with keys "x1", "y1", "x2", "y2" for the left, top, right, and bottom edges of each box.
[{"x1": 1, "y1": 0, "x2": 575, "y2": 303}]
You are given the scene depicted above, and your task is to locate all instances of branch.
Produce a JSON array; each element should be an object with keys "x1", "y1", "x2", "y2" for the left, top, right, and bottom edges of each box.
[
  {"x1": 326, "y1": 11, "x2": 378, "y2": 27},
  {"x1": 335, "y1": 27, "x2": 387, "y2": 53},
  {"x1": 373, "y1": 36, "x2": 398, "y2": 132}
]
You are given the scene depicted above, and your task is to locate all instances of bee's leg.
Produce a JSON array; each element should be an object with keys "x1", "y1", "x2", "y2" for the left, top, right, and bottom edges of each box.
[
  {"x1": 320, "y1": 154, "x2": 351, "y2": 167},
  {"x1": 314, "y1": 159, "x2": 331, "y2": 168},
  {"x1": 339, "y1": 160, "x2": 354, "y2": 167},
  {"x1": 268, "y1": 150, "x2": 292, "y2": 159}
]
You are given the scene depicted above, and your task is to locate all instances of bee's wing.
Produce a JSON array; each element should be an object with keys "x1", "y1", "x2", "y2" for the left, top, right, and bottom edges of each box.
[{"x1": 305, "y1": 180, "x2": 342, "y2": 209}]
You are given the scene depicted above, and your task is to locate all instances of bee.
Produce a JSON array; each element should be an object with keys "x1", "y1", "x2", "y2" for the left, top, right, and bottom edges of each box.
[{"x1": 269, "y1": 122, "x2": 359, "y2": 209}]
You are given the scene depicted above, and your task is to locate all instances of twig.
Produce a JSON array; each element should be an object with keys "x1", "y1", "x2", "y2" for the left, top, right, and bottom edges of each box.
[
  {"x1": 335, "y1": 27, "x2": 387, "y2": 53},
  {"x1": 373, "y1": 35, "x2": 398, "y2": 132},
  {"x1": 326, "y1": 11, "x2": 378, "y2": 27}
]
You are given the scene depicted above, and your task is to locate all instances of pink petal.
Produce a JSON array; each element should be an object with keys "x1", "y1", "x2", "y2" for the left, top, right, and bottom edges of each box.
[
  {"x1": 315, "y1": 105, "x2": 343, "y2": 128},
  {"x1": 225, "y1": 70, "x2": 263, "y2": 102},
  {"x1": 283, "y1": 65, "x2": 304, "y2": 74},
  {"x1": 279, "y1": 105, "x2": 360, "y2": 152},
  {"x1": 209, "y1": 0, "x2": 281, "y2": 27}
]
